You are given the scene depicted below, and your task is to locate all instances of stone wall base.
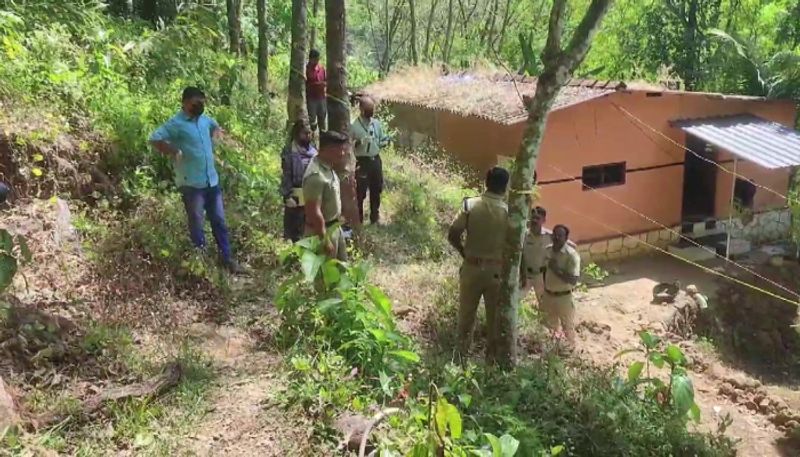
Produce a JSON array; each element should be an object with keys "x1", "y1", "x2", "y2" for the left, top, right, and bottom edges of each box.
[{"x1": 577, "y1": 208, "x2": 792, "y2": 264}]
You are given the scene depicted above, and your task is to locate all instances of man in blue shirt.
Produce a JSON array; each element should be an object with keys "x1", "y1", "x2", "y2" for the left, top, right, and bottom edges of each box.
[{"x1": 149, "y1": 87, "x2": 243, "y2": 274}]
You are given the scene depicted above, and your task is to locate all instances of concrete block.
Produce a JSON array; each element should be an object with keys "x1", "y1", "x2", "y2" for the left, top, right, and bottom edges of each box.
[{"x1": 607, "y1": 238, "x2": 623, "y2": 253}]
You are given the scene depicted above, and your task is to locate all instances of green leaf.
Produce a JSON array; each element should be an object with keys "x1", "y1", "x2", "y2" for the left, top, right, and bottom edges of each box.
[
  {"x1": 0, "y1": 230, "x2": 12, "y2": 254},
  {"x1": 31, "y1": 168, "x2": 43, "y2": 177},
  {"x1": 639, "y1": 331, "x2": 660, "y2": 349},
  {"x1": 458, "y1": 393, "x2": 473, "y2": 408},
  {"x1": 389, "y1": 350, "x2": 420, "y2": 364},
  {"x1": 498, "y1": 434, "x2": 520, "y2": 456},
  {"x1": 366, "y1": 285, "x2": 392, "y2": 318},
  {"x1": 689, "y1": 403, "x2": 702, "y2": 422},
  {"x1": 649, "y1": 352, "x2": 665, "y2": 369},
  {"x1": 435, "y1": 399, "x2": 462, "y2": 440},
  {"x1": 550, "y1": 445, "x2": 565, "y2": 456},
  {"x1": 665, "y1": 345, "x2": 685, "y2": 365},
  {"x1": 321, "y1": 259, "x2": 340, "y2": 287},
  {"x1": 32, "y1": 153, "x2": 44, "y2": 162},
  {"x1": 671, "y1": 374, "x2": 695, "y2": 416},
  {"x1": 484, "y1": 433, "x2": 501, "y2": 456},
  {"x1": 133, "y1": 432, "x2": 154, "y2": 448},
  {"x1": 300, "y1": 250, "x2": 324, "y2": 282},
  {"x1": 379, "y1": 371, "x2": 392, "y2": 397},
  {"x1": 317, "y1": 298, "x2": 342, "y2": 313},
  {"x1": 0, "y1": 255, "x2": 17, "y2": 293},
  {"x1": 627, "y1": 361, "x2": 645, "y2": 382}
]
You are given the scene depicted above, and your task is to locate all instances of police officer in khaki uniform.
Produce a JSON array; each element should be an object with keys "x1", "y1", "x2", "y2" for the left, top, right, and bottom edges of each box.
[
  {"x1": 303, "y1": 131, "x2": 350, "y2": 261},
  {"x1": 520, "y1": 206, "x2": 551, "y2": 306},
  {"x1": 447, "y1": 167, "x2": 510, "y2": 356},
  {"x1": 542, "y1": 224, "x2": 581, "y2": 346}
]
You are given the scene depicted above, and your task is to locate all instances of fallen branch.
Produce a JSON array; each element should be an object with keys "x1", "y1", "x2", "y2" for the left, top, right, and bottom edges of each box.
[{"x1": 34, "y1": 361, "x2": 183, "y2": 428}]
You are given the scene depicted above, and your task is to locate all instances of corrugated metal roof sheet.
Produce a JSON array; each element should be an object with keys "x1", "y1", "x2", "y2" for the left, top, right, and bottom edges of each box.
[{"x1": 673, "y1": 114, "x2": 800, "y2": 169}]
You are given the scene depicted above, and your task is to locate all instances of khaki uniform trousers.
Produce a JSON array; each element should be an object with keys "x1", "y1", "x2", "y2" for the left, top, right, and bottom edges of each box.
[
  {"x1": 329, "y1": 226, "x2": 348, "y2": 261},
  {"x1": 529, "y1": 273, "x2": 545, "y2": 307},
  {"x1": 458, "y1": 262, "x2": 501, "y2": 354},
  {"x1": 541, "y1": 291, "x2": 576, "y2": 344}
]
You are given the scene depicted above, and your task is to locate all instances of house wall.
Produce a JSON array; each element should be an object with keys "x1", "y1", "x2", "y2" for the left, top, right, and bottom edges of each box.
[{"x1": 389, "y1": 92, "x2": 795, "y2": 245}]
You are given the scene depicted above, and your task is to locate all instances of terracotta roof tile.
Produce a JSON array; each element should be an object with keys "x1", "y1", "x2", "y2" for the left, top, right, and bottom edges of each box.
[{"x1": 365, "y1": 70, "x2": 622, "y2": 125}]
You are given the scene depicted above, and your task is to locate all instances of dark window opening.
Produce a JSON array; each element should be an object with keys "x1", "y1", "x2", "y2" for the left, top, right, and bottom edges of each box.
[
  {"x1": 582, "y1": 162, "x2": 626, "y2": 190},
  {"x1": 734, "y1": 178, "x2": 756, "y2": 209}
]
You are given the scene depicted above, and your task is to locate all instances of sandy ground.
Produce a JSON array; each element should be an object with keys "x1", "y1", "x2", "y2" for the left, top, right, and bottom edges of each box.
[{"x1": 573, "y1": 253, "x2": 797, "y2": 456}]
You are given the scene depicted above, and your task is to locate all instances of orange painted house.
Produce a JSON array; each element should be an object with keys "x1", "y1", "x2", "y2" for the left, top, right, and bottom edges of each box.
[{"x1": 366, "y1": 71, "x2": 800, "y2": 260}]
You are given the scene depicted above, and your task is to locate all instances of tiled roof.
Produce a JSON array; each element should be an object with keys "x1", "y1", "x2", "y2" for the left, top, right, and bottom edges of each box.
[{"x1": 364, "y1": 70, "x2": 624, "y2": 125}]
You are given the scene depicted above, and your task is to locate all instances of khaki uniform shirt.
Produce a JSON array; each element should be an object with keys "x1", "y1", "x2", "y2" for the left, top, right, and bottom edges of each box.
[
  {"x1": 302, "y1": 157, "x2": 341, "y2": 223},
  {"x1": 544, "y1": 243, "x2": 581, "y2": 293},
  {"x1": 449, "y1": 192, "x2": 508, "y2": 260},
  {"x1": 522, "y1": 228, "x2": 552, "y2": 279}
]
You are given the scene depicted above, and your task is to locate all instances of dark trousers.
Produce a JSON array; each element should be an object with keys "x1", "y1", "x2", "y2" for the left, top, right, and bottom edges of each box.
[
  {"x1": 283, "y1": 206, "x2": 305, "y2": 242},
  {"x1": 356, "y1": 155, "x2": 383, "y2": 224},
  {"x1": 180, "y1": 186, "x2": 232, "y2": 262}
]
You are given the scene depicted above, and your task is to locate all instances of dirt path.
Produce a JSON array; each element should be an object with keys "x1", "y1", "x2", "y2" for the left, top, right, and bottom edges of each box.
[
  {"x1": 574, "y1": 255, "x2": 795, "y2": 456},
  {"x1": 184, "y1": 324, "x2": 323, "y2": 457}
]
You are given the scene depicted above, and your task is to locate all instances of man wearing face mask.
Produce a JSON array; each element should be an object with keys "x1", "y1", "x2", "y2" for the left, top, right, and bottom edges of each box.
[
  {"x1": 149, "y1": 87, "x2": 244, "y2": 274},
  {"x1": 351, "y1": 96, "x2": 390, "y2": 225}
]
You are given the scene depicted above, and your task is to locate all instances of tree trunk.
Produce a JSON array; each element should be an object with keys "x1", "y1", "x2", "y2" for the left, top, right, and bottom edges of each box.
[
  {"x1": 423, "y1": 0, "x2": 439, "y2": 61},
  {"x1": 309, "y1": 0, "x2": 321, "y2": 50},
  {"x1": 257, "y1": 0, "x2": 270, "y2": 97},
  {"x1": 408, "y1": 0, "x2": 419, "y2": 64},
  {"x1": 491, "y1": 0, "x2": 613, "y2": 366},
  {"x1": 325, "y1": 0, "x2": 360, "y2": 228},
  {"x1": 442, "y1": 0, "x2": 455, "y2": 63},
  {"x1": 288, "y1": 0, "x2": 308, "y2": 125},
  {"x1": 141, "y1": 0, "x2": 158, "y2": 25},
  {"x1": 226, "y1": 0, "x2": 244, "y2": 55}
]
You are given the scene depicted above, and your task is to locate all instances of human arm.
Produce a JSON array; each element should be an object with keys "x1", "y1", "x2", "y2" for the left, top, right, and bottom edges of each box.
[
  {"x1": 447, "y1": 210, "x2": 468, "y2": 259},
  {"x1": 279, "y1": 151, "x2": 295, "y2": 202},
  {"x1": 149, "y1": 122, "x2": 181, "y2": 157},
  {"x1": 547, "y1": 252, "x2": 580, "y2": 286}
]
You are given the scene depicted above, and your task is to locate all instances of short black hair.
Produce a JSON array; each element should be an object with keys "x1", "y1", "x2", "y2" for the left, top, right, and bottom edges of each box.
[
  {"x1": 319, "y1": 130, "x2": 349, "y2": 148},
  {"x1": 485, "y1": 167, "x2": 510, "y2": 194},
  {"x1": 291, "y1": 119, "x2": 309, "y2": 139},
  {"x1": 532, "y1": 206, "x2": 547, "y2": 217},
  {"x1": 553, "y1": 224, "x2": 570, "y2": 238},
  {"x1": 182, "y1": 86, "x2": 205, "y2": 101},
  {"x1": 309, "y1": 48, "x2": 320, "y2": 59}
]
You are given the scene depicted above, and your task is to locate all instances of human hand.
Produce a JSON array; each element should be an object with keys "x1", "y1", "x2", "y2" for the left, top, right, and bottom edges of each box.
[
  {"x1": 285, "y1": 198, "x2": 298, "y2": 208},
  {"x1": 324, "y1": 240, "x2": 335, "y2": 257}
]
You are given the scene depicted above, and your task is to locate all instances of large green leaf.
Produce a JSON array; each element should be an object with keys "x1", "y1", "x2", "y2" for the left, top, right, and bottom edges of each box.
[
  {"x1": 367, "y1": 285, "x2": 392, "y2": 319},
  {"x1": 649, "y1": 352, "x2": 665, "y2": 369},
  {"x1": 321, "y1": 259, "x2": 341, "y2": 287},
  {"x1": 0, "y1": 255, "x2": 17, "y2": 293},
  {"x1": 638, "y1": 331, "x2": 660, "y2": 349},
  {"x1": 389, "y1": 350, "x2": 420, "y2": 363},
  {"x1": 671, "y1": 374, "x2": 695, "y2": 416},
  {"x1": 627, "y1": 361, "x2": 645, "y2": 382},
  {"x1": 435, "y1": 398, "x2": 462, "y2": 440},
  {"x1": 689, "y1": 403, "x2": 702, "y2": 423},
  {"x1": 498, "y1": 434, "x2": 520, "y2": 456},
  {"x1": 0, "y1": 230, "x2": 13, "y2": 255},
  {"x1": 300, "y1": 250, "x2": 324, "y2": 282},
  {"x1": 665, "y1": 345, "x2": 685, "y2": 365}
]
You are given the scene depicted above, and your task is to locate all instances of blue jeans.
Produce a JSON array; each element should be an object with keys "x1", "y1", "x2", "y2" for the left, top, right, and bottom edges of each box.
[{"x1": 180, "y1": 186, "x2": 232, "y2": 262}]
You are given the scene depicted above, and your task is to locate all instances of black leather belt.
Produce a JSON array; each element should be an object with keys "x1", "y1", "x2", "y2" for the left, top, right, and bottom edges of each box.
[
  {"x1": 325, "y1": 218, "x2": 340, "y2": 228},
  {"x1": 545, "y1": 289, "x2": 572, "y2": 297},
  {"x1": 356, "y1": 155, "x2": 380, "y2": 161}
]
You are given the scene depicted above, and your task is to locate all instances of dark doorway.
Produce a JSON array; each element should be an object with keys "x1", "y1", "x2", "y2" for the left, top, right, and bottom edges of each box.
[{"x1": 681, "y1": 135, "x2": 718, "y2": 221}]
